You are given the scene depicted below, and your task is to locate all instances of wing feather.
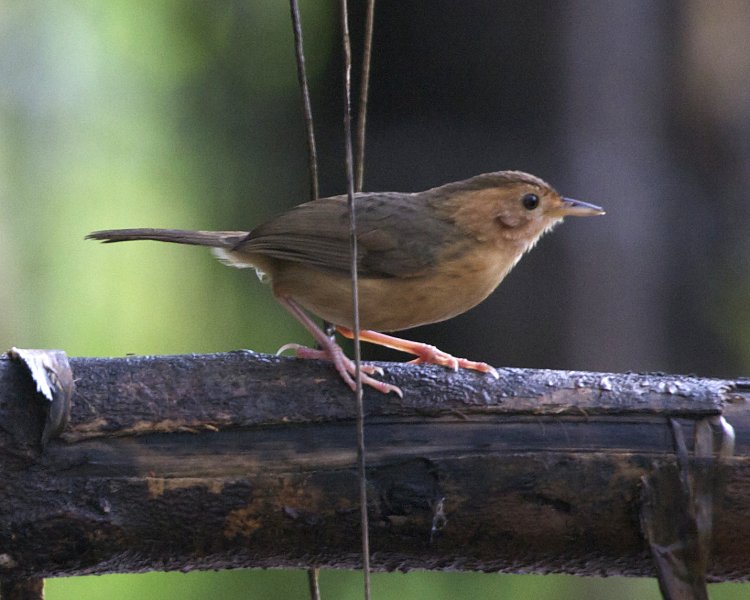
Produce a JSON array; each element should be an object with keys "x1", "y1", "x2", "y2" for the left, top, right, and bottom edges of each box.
[{"x1": 235, "y1": 193, "x2": 461, "y2": 278}]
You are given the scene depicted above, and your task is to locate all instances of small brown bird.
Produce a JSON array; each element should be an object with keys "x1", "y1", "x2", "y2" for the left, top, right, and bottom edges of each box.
[{"x1": 88, "y1": 170, "x2": 603, "y2": 396}]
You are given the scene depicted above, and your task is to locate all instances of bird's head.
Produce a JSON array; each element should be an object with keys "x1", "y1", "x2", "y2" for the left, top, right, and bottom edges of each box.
[{"x1": 440, "y1": 171, "x2": 604, "y2": 251}]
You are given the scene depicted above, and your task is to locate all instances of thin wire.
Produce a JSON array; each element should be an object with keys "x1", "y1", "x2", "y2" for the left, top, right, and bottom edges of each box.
[
  {"x1": 355, "y1": 0, "x2": 376, "y2": 192},
  {"x1": 341, "y1": 1, "x2": 370, "y2": 599},
  {"x1": 289, "y1": 4, "x2": 323, "y2": 596},
  {"x1": 289, "y1": 0, "x2": 319, "y2": 202}
]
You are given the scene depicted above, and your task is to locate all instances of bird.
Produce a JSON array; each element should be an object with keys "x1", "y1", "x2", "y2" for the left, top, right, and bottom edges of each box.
[{"x1": 87, "y1": 170, "x2": 604, "y2": 396}]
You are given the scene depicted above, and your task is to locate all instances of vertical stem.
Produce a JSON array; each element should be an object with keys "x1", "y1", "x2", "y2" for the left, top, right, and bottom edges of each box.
[
  {"x1": 340, "y1": 1, "x2": 370, "y2": 599},
  {"x1": 307, "y1": 567, "x2": 322, "y2": 600},
  {"x1": 290, "y1": 7, "x2": 325, "y2": 594},
  {"x1": 355, "y1": 0, "x2": 376, "y2": 192},
  {"x1": 0, "y1": 577, "x2": 45, "y2": 600},
  {"x1": 291, "y1": 0, "x2": 334, "y2": 341},
  {"x1": 289, "y1": 0, "x2": 319, "y2": 202}
]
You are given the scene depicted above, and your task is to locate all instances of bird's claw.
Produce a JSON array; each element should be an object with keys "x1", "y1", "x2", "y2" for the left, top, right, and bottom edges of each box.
[
  {"x1": 277, "y1": 343, "x2": 400, "y2": 396},
  {"x1": 277, "y1": 342, "x2": 307, "y2": 356}
]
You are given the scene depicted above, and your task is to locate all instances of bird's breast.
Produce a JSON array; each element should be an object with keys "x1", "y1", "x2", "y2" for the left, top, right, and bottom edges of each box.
[{"x1": 269, "y1": 241, "x2": 522, "y2": 332}]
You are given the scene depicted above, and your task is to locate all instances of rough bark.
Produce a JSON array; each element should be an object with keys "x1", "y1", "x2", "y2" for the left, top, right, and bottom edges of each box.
[{"x1": 0, "y1": 352, "x2": 748, "y2": 582}]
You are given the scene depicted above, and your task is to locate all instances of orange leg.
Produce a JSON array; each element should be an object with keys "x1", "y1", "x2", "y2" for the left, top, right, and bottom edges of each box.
[
  {"x1": 275, "y1": 296, "x2": 403, "y2": 397},
  {"x1": 337, "y1": 327, "x2": 499, "y2": 379}
]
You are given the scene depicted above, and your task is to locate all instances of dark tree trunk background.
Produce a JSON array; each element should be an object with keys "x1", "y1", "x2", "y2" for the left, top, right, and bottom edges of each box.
[{"x1": 304, "y1": 1, "x2": 750, "y2": 380}]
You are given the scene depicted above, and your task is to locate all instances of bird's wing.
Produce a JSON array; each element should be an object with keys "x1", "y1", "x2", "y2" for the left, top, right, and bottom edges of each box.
[{"x1": 235, "y1": 193, "x2": 462, "y2": 278}]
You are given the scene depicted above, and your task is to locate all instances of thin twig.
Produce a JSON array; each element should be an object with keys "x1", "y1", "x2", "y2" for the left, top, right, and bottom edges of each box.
[
  {"x1": 341, "y1": 1, "x2": 371, "y2": 599},
  {"x1": 290, "y1": 0, "x2": 334, "y2": 342},
  {"x1": 290, "y1": 7, "x2": 326, "y2": 595},
  {"x1": 289, "y1": 0, "x2": 319, "y2": 202},
  {"x1": 307, "y1": 567, "x2": 322, "y2": 600},
  {"x1": 355, "y1": 0, "x2": 376, "y2": 192}
]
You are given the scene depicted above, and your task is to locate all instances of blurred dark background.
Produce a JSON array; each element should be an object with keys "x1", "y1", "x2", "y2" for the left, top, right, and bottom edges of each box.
[
  {"x1": 337, "y1": 1, "x2": 750, "y2": 378},
  {"x1": 1, "y1": 1, "x2": 748, "y2": 599}
]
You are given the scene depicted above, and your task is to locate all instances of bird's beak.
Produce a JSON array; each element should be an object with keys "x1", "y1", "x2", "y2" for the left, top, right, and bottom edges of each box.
[{"x1": 553, "y1": 197, "x2": 606, "y2": 217}]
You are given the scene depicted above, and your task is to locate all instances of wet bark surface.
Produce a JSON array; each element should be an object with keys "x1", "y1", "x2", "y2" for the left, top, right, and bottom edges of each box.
[{"x1": 0, "y1": 352, "x2": 748, "y2": 581}]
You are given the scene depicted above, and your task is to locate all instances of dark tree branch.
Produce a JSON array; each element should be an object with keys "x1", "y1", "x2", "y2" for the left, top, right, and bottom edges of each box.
[{"x1": 0, "y1": 352, "x2": 748, "y2": 582}]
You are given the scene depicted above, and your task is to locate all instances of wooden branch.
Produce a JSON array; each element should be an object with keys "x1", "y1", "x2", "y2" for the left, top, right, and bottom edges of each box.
[{"x1": 0, "y1": 352, "x2": 748, "y2": 581}]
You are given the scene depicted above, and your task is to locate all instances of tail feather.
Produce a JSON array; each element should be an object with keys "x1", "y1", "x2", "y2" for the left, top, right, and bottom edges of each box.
[{"x1": 86, "y1": 228, "x2": 249, "y2": 249}]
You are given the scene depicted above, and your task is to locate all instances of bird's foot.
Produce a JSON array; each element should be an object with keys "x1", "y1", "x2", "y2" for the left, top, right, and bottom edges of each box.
[
  {"x1": 405, "y1": 344, "x2": 499, "y2": 378},
  {"x1": 277, "y1": 343, "x2": 402, "y2": 397},
  {"x1": 336, "y1": 327, "x2": 499, "y2": 379}
]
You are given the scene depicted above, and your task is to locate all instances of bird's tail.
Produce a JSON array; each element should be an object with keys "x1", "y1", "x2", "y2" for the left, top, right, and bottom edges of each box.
[{"x1": 86, "y1": 228, "x2": 249, "y2": 249}]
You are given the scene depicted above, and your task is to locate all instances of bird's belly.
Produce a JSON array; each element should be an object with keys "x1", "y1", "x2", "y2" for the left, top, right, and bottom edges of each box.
[{"x1": 271, "y1": 256, "x2": 510, "y2": 332}]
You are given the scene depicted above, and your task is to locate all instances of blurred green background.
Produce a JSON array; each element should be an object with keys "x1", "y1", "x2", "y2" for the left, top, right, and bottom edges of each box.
[{"x1": 2, "y1": 0, "x2": 749, "y2": 598}]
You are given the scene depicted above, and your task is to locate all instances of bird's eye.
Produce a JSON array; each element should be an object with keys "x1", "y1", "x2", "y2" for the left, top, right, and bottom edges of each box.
[{"x1": 522, "y1": 193, "x2": 540, "y2": 210}]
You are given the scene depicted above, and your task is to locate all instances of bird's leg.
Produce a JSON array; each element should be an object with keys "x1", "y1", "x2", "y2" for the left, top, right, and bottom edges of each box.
[
  {"x1": 275, "y1": 296, "x2": 403, "y2": 397},
  {"x1": 336, "y1": 327, "x2": 499, "y2": 379}
]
